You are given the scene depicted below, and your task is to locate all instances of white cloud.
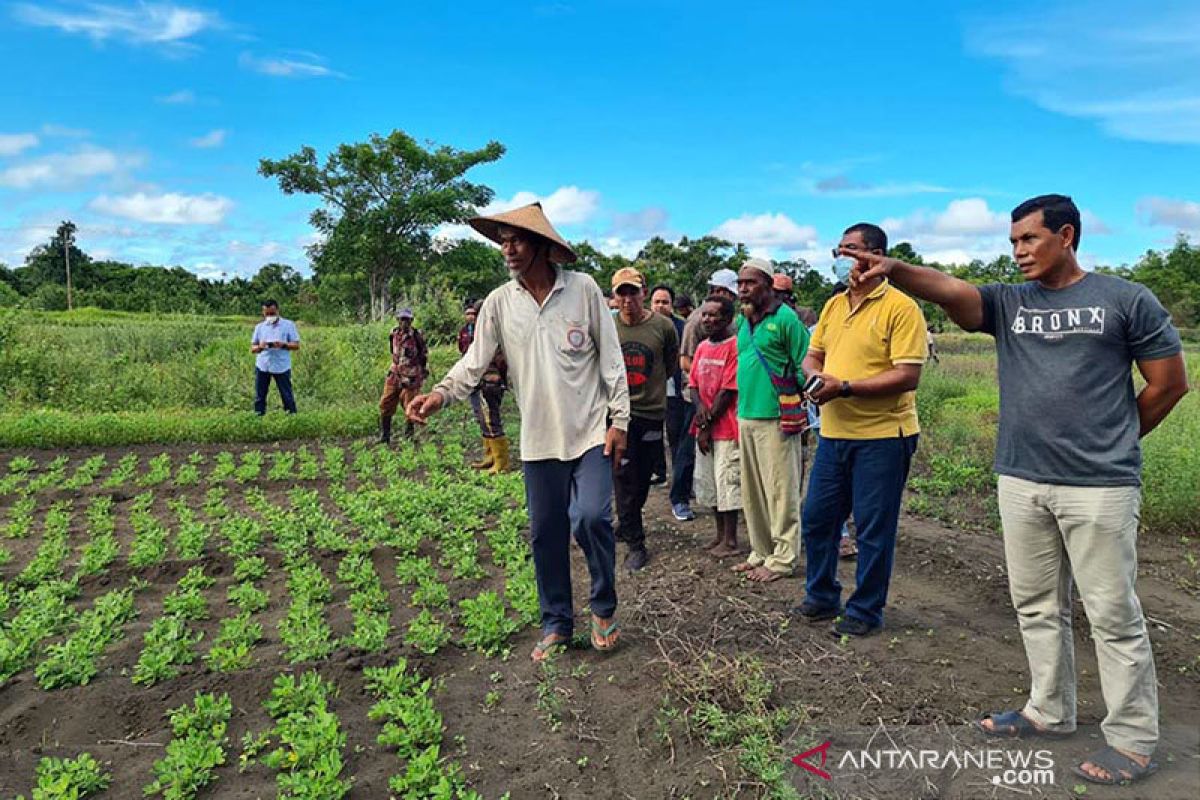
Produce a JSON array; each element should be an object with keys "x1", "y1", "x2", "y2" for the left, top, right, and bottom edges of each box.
[
  {"x1": 0, "y1": 133, "x2": 39, "y2": 157},
  {"x1": 188, "y1": 129, "x2": 227, "y2": 148},
  {"x1": 13, "y1": 2, "x2": 221, "y2": 51},
  {"x1": 0, "y1": 146, "x2": 139, "y2": 189},
  {"x1": 1137, "y1": 196, "x2": 1200, "y2": 233},
  {"x1": 90, "y1": 191, "x2": 232, "y2": 224},
  {"x1": 239, "y1": 51, "x2": 345, "y2": 79},
  {"x1": 710, "y1": 212, "x2": 818, "y2": 251},
  {"x1": 883, "y1": 198, "x2": 1010, "y2": 264},
  {"x1": 483, "y1": 185, "x2": 601, "y2": 226},
  {"x1": 966, "y1": 3, "x2": 1200, "y2": 143},
  {"x1": 158, "y1": 89, "x2": 195, "y2": 104}
]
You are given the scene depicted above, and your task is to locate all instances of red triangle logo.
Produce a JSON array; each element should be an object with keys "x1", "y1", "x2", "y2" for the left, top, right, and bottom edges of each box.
[{"x1": 791, "y1": 740, "x2": 833, "y2": 780}]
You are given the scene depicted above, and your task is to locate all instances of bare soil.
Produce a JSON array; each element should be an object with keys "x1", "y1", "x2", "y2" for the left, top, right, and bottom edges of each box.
[{"x1": 1, "y1": 442, "x2": 1197, "y2": 799}]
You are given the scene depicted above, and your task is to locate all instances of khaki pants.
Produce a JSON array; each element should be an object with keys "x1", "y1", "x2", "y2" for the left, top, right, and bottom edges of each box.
[
  {"x1": 379, "y1": 373, "x2": 420, "y2": 419},
  {"x1": 739, "y1": 418, "x2": 803, "y2": 574},
  {"x1": 997, "y1": 475, "x2": 1158, "y2": 756}
]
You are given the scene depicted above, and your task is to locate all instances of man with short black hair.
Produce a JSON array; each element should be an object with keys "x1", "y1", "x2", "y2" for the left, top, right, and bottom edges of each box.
[
  {"x1": 798, "y1": 222, "x2": 927, "y2": 637},
  {"x1": 690, "y1": 294, "x2": 742, "y2": 557},
  {"x1": 250, "y1": 300, "x2": 300, "y2": 415},
  {"x1": 675, "y1": 269, "x2": 740, "y2": 521},
  {"x1": 673, "y1": 293, "x2": 694, "y2": 320},
  {"x1": 844, "y1": 194, "x2": 1189, "y2": 786}
]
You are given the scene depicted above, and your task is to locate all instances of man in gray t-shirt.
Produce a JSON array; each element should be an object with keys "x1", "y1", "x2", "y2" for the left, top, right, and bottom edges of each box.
[
  {"x1": 842, "y1": 194, "x2": 1188, "y2": 787},
  {"x1": 978, "y1": 274, "x2": 1181, "y2": 486}
]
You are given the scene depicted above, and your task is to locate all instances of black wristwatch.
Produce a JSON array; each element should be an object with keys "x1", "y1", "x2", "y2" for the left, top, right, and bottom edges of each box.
[{"x1": 839, "y1": 380, "x2": 853, "y2": 398}]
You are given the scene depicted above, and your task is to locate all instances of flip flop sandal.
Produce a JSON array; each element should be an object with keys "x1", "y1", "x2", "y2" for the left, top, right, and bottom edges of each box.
[
  {"x1": 530, "y1": 635, "x2": 568, "y2": 663},
  {"x1": 591, "y1": 618, "x2": 620, "y2": 652},
  {"x1": 1072, "y1": 746, "x2": 1159, "y2": 786},
  {"x1": 974, "y1": 710, "x2": 1073, "y2": 740}
]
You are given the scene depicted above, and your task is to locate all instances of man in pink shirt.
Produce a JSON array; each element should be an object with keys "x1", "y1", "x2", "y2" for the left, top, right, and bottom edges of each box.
[{"x1": 689, "y1": 295, "x2": 742, "y2": 557}]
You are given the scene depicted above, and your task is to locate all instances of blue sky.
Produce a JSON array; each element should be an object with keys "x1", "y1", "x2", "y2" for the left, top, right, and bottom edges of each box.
[{"x1": 2, "y1": 0, "x2": 1199, "y2": 280}]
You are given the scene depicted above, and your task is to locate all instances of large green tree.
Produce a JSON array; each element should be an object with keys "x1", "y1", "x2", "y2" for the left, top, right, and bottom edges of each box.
[{"x1": 259, "y1": 130, "x2": 504, "y2": 320}]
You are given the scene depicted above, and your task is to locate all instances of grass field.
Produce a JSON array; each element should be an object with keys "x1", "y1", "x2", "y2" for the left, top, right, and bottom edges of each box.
[
  {"x1": 908, "y1": 334, "x2": 1199, "y2": 536},
  {"x1": 0, "y1": 309, "x2": 459, "y2": 446},
  {"x1": 2, "y1": 311, "x2": 1194, "y2": 535}
]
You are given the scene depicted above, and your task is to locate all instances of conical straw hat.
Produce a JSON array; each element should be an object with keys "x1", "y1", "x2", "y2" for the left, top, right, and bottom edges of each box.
[{"x1": 468, "y1": 202, "x2": 578, "y2": 264}]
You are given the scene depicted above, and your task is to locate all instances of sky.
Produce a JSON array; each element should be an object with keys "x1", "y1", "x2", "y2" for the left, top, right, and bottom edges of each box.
[{"x1": 2, "y1": 0, "x2": 1200, "y2": 281}]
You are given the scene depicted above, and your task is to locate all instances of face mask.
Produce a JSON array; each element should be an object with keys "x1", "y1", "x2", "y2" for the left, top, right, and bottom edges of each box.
[
  {"x1": 264, "y1": 314, "x2": 279, "y2": 323},
  {"x1": 832, "y1": 257, "x2": 857, "y2": 284}
]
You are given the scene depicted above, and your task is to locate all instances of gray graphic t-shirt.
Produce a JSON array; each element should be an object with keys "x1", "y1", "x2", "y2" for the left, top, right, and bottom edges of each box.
[{"x1": 977, "y1": 273, "x2": 1182, "y2": 487}]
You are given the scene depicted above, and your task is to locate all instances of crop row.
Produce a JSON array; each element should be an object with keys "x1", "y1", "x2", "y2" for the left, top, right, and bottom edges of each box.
[{"x1": 0, "y1": 437, "x2": 477, "y2": 501}]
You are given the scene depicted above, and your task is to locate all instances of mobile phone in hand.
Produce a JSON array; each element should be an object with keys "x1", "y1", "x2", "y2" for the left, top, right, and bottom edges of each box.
[{"x1": 803, "y1": 375, "x2": 824, "y2": 396}]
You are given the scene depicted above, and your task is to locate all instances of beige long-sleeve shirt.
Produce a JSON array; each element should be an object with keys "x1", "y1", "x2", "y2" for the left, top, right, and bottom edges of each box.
[{"x1": 434, "y1": 268, "x2": 630, "y2": 462}]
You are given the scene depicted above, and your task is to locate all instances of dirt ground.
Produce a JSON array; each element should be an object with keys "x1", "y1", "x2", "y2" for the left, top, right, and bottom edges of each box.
[{"x1": 0, "y1": 442, "x2": 1197, "y2": 799}]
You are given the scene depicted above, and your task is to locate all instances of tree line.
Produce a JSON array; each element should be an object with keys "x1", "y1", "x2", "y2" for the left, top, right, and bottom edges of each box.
[{"x1": 1, "y1": 129, "x2": 1197, "y2": 338}]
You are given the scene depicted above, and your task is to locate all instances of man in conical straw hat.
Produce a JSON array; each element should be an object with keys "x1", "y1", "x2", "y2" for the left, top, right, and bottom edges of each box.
[{"x1": 408, "y1": 202, "x2": 629, "y2": 661}]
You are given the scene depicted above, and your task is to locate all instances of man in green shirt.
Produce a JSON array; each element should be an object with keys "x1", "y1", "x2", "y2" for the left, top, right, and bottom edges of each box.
[
  {"x1": 732, "y1": 258, "x2": 810, "y2": 582},
  {"x1": 613, "y1": 267, "x2": 680, "y2": 571}
]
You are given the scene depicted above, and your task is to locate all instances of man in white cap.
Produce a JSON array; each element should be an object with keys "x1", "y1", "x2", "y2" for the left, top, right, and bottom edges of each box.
[
  {"x1": 733, "y1": 258, "x2": 810, "y2": 582},
  {"x1": 673, "y1": 268, "x2": 739, "y2": 521},
  {"x1": 407, "y1": 202, "x2": 629, "y2": 662},
  {"x1": 378, "y1": 307, "x2": 427, "y2": 443}
]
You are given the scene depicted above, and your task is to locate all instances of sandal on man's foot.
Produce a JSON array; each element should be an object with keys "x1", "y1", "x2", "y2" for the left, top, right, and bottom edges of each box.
[
  {"x1": 530, "y1": 633, "x2": 568, "y2": 663},
  {"x1": 1071, "y1": 746, "x2": 1159, "y2": 786},
  {"x1": 590, "y1": 616, "x2": 620, "y2": 652},
  {"x1": 974, "y1": 710, "x2": 1072, "y2": 740}
]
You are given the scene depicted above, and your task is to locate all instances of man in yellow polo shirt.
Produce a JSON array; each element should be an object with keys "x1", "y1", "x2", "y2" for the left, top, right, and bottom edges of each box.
[{"x1": 795, "y1": 222, "x2": 927, "y2": 637}]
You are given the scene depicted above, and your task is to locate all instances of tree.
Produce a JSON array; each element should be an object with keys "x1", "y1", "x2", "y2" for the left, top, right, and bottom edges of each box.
[
  {"x1": 1124, "y1": 235, "x2": 1200, "y2": 327},
  {"x1": 888, "y1": 242, "x2": 924, "y2": 265},
  {"x1": 22, "y1": 229, "x2": 91, "y2": 294},
  {"x1": 259, "y1": 130, "x2": 505, "y2": 321},
  {"x1": 427, "y1": 239, "x2": 507, "y2": 302}
]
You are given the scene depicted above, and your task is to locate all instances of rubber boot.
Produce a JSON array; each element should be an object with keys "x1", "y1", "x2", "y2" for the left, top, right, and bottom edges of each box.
[
  {"x1": 378, "y1": 415, "x2": 392, "y2": 445},
  {"x1": 487, "y1": 436, "x2": 510, "y2": 475},
  {"x1": 472, "y1": 438, "x2": 496, "y2": 470}
]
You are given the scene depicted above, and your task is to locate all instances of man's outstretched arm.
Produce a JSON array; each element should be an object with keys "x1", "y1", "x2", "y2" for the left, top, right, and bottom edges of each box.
[{"x1": 842, "y1": 249, "x2": 986, "y2": 332}]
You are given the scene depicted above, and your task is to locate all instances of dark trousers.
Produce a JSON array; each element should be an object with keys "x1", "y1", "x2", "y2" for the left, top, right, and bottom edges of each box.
[
  {"x1": 669, "y1": 400, "x2": 696, "y2": 506},
  {"x1": 801, "y1": 434, "x2": 918, "y2": 627},
  {"x1": 254, "y1": 369, "x2": 296, "y2": 415},
  {"x1": 613, "y1": 415, "x2": 661, "y2": 550},
  {"x1": 524, "y1": 445, "x2": 617, "y2": 636},
  {"x1": 468, "y1": 382, "x2": 506, "y2": 438}
]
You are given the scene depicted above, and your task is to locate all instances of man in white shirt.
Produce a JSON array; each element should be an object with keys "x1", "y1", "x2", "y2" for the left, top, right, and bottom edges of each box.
[
  {"x1": 407, "y1": 202, "x2": 629, "y2": 662},
  {"x1": 250, "y1": 299, "x2": 300, "y2": 415}
]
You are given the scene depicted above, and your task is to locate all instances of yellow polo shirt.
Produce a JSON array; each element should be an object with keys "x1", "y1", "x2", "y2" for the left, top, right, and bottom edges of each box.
[{"x1": 809, "y1": 280, "x2": 927, "y2": 439}]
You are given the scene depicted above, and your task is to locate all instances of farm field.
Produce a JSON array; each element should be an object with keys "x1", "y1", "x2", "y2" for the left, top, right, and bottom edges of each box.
[
  {"x1": 0, "y1": 313, "x2": 1197, "y2": 798},
  {"x1": 2, "y1": 433, "x2": 1199, "y2": 798}
]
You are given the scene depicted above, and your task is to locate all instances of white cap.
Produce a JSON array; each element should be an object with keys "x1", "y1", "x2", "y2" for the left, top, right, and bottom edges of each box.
[
  {"x1": 742, "y1": 257, "x2": 774, "y2": 280},
  {"x1": 708, "y1": 268, "x2": 738, "y2": 294}
]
